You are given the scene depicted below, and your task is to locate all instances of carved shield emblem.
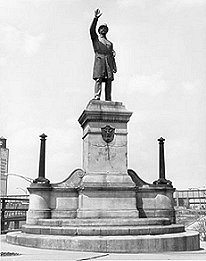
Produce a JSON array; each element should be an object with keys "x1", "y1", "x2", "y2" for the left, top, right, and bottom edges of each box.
[{"x1": 101, "y1": 125, "x2": 115, "y2": 143}]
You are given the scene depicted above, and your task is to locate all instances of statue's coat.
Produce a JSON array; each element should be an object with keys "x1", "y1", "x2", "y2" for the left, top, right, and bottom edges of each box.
[{"x1": 90, "y1": 18, "x2": 116, "y2": 81}]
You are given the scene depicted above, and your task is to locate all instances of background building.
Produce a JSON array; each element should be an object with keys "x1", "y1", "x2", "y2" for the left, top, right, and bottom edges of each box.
[
  {"x1": 174, "y1": 189, "x2": 206, "y2": 209},
  {"x1": 0, "y1": 137, "x2": 9, "y2": 196}
]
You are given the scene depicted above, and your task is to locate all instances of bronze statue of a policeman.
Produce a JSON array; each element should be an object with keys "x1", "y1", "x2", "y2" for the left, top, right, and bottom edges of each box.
[{"x1": 90, "y1": 9, "x2": 117, "y2": 101}]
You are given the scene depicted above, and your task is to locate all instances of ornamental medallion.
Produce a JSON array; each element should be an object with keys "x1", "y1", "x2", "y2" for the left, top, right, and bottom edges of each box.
[{"x1": 101, "y1": 125, "x2": 115, "y2": 143}]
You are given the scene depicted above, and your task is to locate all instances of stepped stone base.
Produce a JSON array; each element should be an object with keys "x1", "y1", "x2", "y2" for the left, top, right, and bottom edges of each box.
[
  {"x1": 6, "y1": 230, "x2": 199, "y2": 253},
  {"x1": 6, "y1": 218, "x2": 200, "y2": 253},
  {"x1": 23, "y1": 224, "x2": 185, "y2": 236},
  {"x1": 8, "y1": 101, "x2": 200, "y2": 253},
  {"x1": 34, "y1": 217, "x2": 172, "y2": 226}
]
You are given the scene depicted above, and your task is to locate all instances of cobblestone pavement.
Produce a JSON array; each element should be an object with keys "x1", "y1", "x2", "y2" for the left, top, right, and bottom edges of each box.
[{"x1": 1, "y1": 235, "x2": 206, "y2": 260}]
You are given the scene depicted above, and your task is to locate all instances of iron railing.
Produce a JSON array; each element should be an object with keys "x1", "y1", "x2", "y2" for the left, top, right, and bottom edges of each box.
[{"x1": 1, "y1": 195, "x2": 29, "y2": 234}]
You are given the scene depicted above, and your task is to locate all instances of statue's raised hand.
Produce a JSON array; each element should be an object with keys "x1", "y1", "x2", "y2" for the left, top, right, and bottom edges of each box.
[{"x1": 94, "y1": 9, "x2": 102, "y2": 18}]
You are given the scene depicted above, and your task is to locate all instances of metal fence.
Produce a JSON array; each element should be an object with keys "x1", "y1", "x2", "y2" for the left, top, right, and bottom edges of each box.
[{"x1": 1, "y1": 195, "x2": 29, "y2": 234}]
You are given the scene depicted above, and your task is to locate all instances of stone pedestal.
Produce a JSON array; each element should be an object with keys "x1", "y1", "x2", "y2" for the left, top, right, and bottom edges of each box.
[
  {"x1": 26, "y1": 183, "x2": 51, "y2": 225},
  {"x1": 77, "y1": 100, "x2": 139, "y2": 218},
  {"x1": 6, "y1": 99, "x2": 200, "y2": 253},
  {"x1": 136, "y1": 186, "x2": 176, "y2": 223}
]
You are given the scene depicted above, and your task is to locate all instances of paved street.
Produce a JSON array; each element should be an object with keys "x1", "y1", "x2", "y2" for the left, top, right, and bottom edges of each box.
[{"x1": 1, "y1": 234, "x2": 206, "y2": 260}]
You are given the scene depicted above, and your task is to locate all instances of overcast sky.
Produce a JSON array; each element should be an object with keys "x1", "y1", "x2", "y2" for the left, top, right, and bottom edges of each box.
[{"x1": 1, "y1": 0, "x2": 206, "y2": 194}]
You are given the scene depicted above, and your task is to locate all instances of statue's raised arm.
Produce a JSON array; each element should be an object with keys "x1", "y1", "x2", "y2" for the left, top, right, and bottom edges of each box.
[
  {"x1": 94, "y1": 9, "x2": 102, "y2": 18},
  {"x1": 90, "y1": 9, "x2": 117, "y2": 101}
]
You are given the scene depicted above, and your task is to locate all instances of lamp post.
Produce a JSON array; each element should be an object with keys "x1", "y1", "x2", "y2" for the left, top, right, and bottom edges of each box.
[
  {"x1": 16, "y1": 187, "x2": 28, "y2": 195},
  {"x1": 5, "y1": 173, "x2": 33, "y2": 196},
  {"x1": 153, "y1": 137, "x2": 172, "y2": 187},
  {"x1": 33, "y1": 134, "x2": 50, "y2": 184},
  {"x1": 6, "y1": 173, "x2": 33, "y2": 183},
  {"x1": 27, "y1": 134, "x2": 51, "y2": 224}
]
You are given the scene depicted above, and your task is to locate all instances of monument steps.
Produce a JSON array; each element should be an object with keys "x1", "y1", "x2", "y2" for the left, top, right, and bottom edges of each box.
[
  {"x1": 36, "y1": 217, "x2": 171, "y2": 227},
  {"x1": 23, "y1": 223, "x2": 185, "y2": 236},
  {"x1": 6, "y1": 230, "x2": 200, "y2": 253}
]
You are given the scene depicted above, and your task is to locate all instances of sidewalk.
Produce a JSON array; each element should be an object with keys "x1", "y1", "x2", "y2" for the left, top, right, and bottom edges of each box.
[{"x1": 1, "y1": 234, "x2": 206, "y2": 260}]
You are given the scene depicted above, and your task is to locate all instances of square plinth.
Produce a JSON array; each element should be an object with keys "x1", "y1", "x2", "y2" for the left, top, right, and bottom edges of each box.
[{"x1": 78, "y1": 100, "x2": 133, "y2": 182}]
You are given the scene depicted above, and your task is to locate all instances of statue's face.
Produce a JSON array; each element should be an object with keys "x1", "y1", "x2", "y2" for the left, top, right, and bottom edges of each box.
[{"x1": 99, "y1": 26, "x2": 108, "y2": 35}]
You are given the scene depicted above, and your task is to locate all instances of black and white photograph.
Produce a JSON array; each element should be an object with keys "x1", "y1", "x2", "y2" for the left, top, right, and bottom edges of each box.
[{"x1": 1, "y1": 0, "x2": 206, "y2": 260}]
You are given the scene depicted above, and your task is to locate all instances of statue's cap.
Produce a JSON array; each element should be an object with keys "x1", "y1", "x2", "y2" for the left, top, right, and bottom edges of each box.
[{"x1": 98, "y1": 23, "x2": 108, "y2": 33}]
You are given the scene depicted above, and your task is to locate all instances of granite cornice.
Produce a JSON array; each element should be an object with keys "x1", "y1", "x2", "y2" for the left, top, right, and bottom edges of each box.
[{"x1": 78, "y1": 110, "x2": 132, "y2": 128}]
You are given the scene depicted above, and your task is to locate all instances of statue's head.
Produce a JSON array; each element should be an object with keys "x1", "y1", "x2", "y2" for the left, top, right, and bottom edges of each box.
[{"x1": 98, "y1": 24, "x2": 108, "y2": 35}]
